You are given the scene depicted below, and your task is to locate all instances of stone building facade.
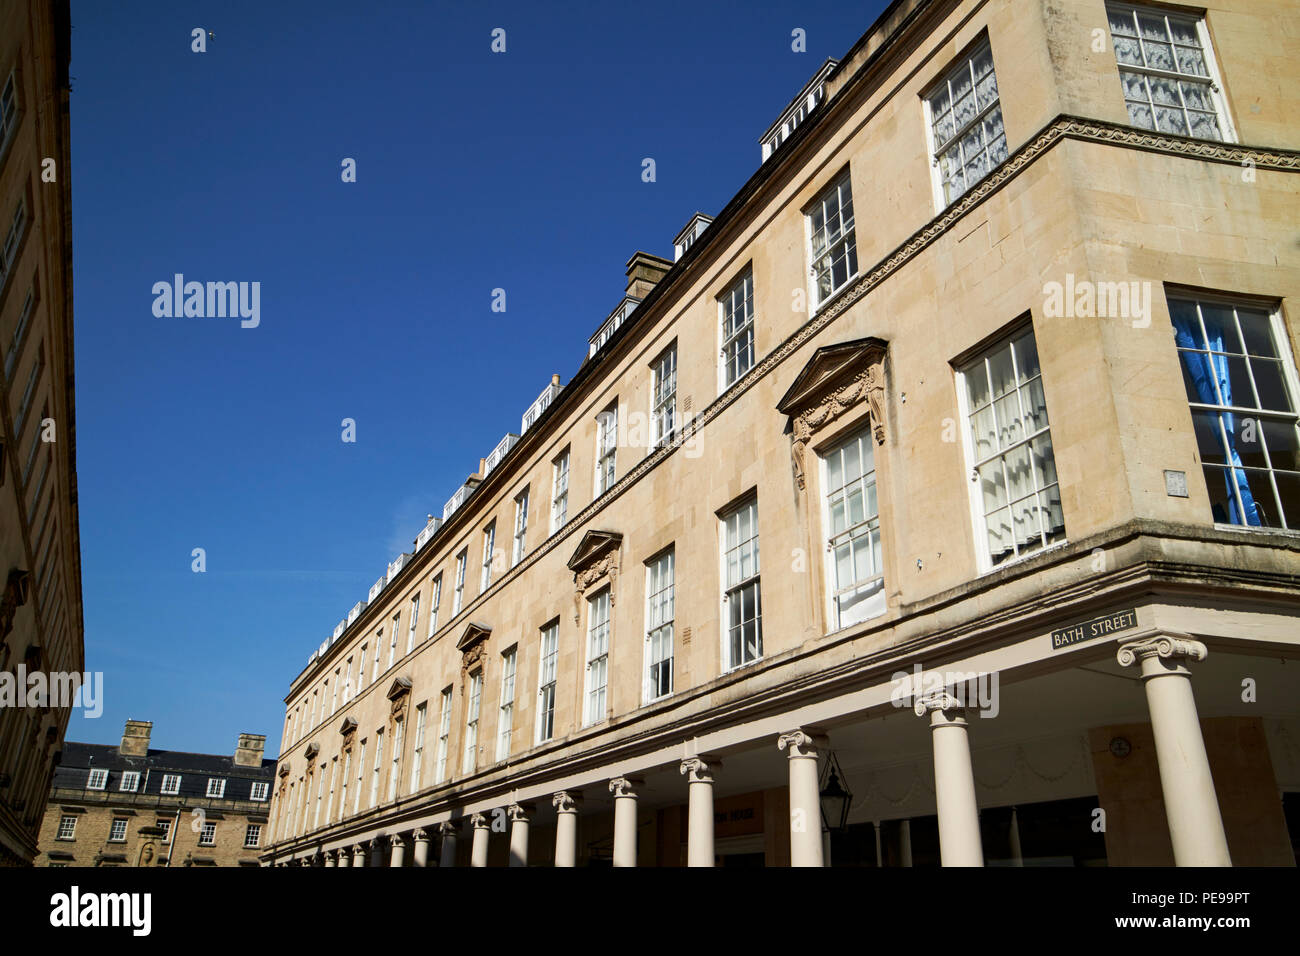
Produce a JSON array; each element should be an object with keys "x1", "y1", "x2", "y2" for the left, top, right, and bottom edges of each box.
[
  {"x1": 0, "y1": 0, "x2": 83, "y2": 867},
  {"x1": 266, "y1": 0, "x2": 1300, "y2": 867},
  {"x1": 35, "y1": 720, "x2": 276, "y2": 867}
]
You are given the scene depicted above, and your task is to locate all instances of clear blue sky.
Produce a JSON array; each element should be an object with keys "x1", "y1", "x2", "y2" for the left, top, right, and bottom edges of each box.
[{"x1": 67, "y1": 0, "x2": 886, "y2": 756}]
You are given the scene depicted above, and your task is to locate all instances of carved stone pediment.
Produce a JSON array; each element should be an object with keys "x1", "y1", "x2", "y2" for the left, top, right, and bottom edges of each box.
[
  {"x1": 304, "y1": 742, "x2": 320, "y2": 762},
  {"x1": 338, "y1": 716, "x2": 358, "y2": 738},
  {"x1": 277, "y1": 761, "x2": 291, "y2": 778},
  {"x1": 568, "y1": 531, "x2": 622, "y2": 624},
  {"x1": 458, "y1": 623, "x2": 491, "y2": 677},
  {"x1": 776, "y1": 337, "x2": 889, "y2": 491},
  {"x1": 387, "y1": 676, "x2": 413, "y2": 721}
]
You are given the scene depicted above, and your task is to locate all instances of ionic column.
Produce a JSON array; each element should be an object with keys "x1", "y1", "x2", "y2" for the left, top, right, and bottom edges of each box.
[
  {"x1": 337, "y1": 847, "x2": 350, "y2": 868},
  {"x1": 915, "y1": 692, "x2": 983, "y2": 867},
  {"x1": 777, "y1": 729, "x2": 827, "y2": 867},
  {"x1": 552, "y1": 792, "x2": 580, "y2": 867},
  {"x1": 608, "y1": 777, "x2": 642, "y2": 868},
  {"x1": 324, "y1": 849, "x2": 337, "y2": 867},
  {"x1": 438, "y1": 821, "x2": 459, "y2": 867},
  {"x1": 1117, "y1": 635, "x2": 1231, "y2": 866},
  {"x1": 350, "y1": 843, "x2": 366, "y2": 868},
  {"x1": 470, "y1": 813, "x2": 491, "y2": 867},
  {"x1": 389, "y1": 833, "x2": 406, "y2": 868},
  {"x1": 368, "y1": 838, "x2": 384, "y2": 868},
  {"x1": 508, "y1": 804, "x2": 532, "y2": 867},
  {"x1": 680, "y1": 756, "x2": 720, "y2": 867},
  {"x1": 412, "y1": 828, "x2": 430, "y2": 867}
]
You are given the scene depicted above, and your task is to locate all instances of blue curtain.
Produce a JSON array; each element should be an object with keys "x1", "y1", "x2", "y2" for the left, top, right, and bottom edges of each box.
[{"x1": 1172, "y1": 314, "x2": 1259, "y2": 525}]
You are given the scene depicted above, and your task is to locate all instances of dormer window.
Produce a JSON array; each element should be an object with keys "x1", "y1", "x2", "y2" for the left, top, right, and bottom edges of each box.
[{"x1": 760, "y1": 59, "x2": 837, "y2": 162}]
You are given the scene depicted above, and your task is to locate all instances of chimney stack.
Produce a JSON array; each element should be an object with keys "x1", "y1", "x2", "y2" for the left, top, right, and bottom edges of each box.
[
  {"x1": 120, "y1": 719, "x2": 152, "y2": 757},
  {"x1": 234, "y1": 733, "x2": 266, "y2": 768},
  {"x1": 625, "y1": 251, "x2": 672, "y2": 300}
]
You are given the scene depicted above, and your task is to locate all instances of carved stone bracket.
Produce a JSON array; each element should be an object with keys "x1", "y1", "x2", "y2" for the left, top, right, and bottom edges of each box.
[{"x1": 777, "y1": 337, "x2": 889, "y2": 491}]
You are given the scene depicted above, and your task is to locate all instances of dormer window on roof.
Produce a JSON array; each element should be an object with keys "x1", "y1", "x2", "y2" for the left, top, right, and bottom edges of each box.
[
  {"x1": 673, "y1": 213, "x2": 714, "y2": 261},
  {"x1": 760, "y1": 58, "x2": 838, "y2": 162},
  {"x1": 522, "y1": 375, "x2": 563, "y2": 433},
  {"x1": 483, "y1": 433, "x2": 520, "y2": 477},
  {"x1": 589, "y1": 296, "x2": 641, "y2": 358}
]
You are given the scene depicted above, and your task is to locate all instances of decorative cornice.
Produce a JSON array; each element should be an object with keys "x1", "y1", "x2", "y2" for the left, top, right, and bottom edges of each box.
[{"x1": 1117, "y1": 634, "x2": 1208, "y2": 668}]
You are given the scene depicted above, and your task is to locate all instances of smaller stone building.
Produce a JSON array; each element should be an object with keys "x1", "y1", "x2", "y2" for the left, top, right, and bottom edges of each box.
[{"x1": 34, "y1": 720, "x2": 275, "y2": 867}]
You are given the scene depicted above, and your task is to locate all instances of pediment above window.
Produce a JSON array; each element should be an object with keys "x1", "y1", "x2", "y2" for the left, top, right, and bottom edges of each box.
[
  {"x1": 566, "y1": 530, "x2": 623, "y2": 573},
  {"x1": 304, "y1": 742, "x2": 320, "y2": 761},
  {"x1": 386, "y1": 676, "x2": 412, "y2": 701},
  {"x1": 777, "y1": 337, "x2": 889, "y2": 490},
  {"x1": 277, "y1": 762, "x2": 290, "y2": 778},
  {"x1": 456, "y1": 622, "x2": 492, "y2": 652},
  {"x1": 338, "y1": 716, "x2": 358, "y2": 737}
]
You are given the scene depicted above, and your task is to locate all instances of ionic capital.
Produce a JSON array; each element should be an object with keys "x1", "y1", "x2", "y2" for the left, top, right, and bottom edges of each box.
[
  {"x1": 608, "y1": 776, "x2": 642, "y2": 799},
  {"x1": 1117, "y1": 634, "x2": 1208, "y2": 669},
  {"x1": 913, "y1": 690, "x2": 964, "y2": 718},
  {"x1": 552, "y1": 790, "x2": 581, "y2": 813},
  {"x1": 388, "y1": 833, "x2": 403, "y2": 848},
  {"x1": 350, "y1": 844, "x2": 364, "y2": 855},
  {"x1": 507, "y1": 803, "x2": 533, "y2": 823},
  {"x1": 412, "y1": 828, "x2": 429, "y2": 843},
  {"x1": 777, "y1": 729, "x2": 827, "y2": 759},
  {"x1": 437, "y1": 821, "x2": 459, "y2": 838},
  {"x1": 470, "y1": 812, "x2": 490, "y2": 830},
  {"x1": 679, "y1": 756, "x2": 720, "y2": 784}
]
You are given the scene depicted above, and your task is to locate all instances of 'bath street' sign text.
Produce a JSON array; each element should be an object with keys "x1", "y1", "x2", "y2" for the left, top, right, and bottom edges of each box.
[{"x1": 1051, "y1": 608, "x2": 1138, "y2": 650}]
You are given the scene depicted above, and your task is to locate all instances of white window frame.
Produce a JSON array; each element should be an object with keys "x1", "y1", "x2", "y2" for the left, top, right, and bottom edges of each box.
[
  {"x1": 87, "y1": 768, "x2": 107, "y2": 790},
  {"x1": 387, "y1": 717, "x2": 403, "y2": 803},
  {"x1": 109, "y1": 819, "x2": 128, "y2": 842},
  {"x1": 244, "y1": 823, "x2": 262, "y2": 848},
  {"x1": 157, "y1": 819, "x2": 172, "y2": 844},
  {"x1": 119, "y1": 771, "x2": 140, "y2": 793},
  {"x1": 922, "y1": 37, "x2": 1008, "y2": 211},
  {"x1": 353, "y1": 740, "x2": 366, "y2": 816},
  {"x1": 551, "y1": 448, "x2": 570, "y2": 533},
  {"x1": 0, "y1": 72, "x2": 18, "y2": 158},
  {"x1": 955, "y1": 325, "x2": 1066, "y2": 573},
  {"x1": 388, "y1": 612, "x2": 401, "y2": 668},
  {"x1": 512, "y1": 488, "x2": 530, "y2": 567},
  {"x1": 819, "y1": 428, "x2": 887, "y2": 631},
  {"x1": 805, "y1": 170, "x2": 858, "y2": 310},
  {"x1": 331, "y1": 669, "x2": 340, "y2": 714},
  {"x1": 651, "y1": 344, "x2": 677, "y2": 446},
  {"x1": 1104, "y1": 2, "x2": 1236, "y2": 144},
  {"x1": 536, "y1": 622, "x2": 559, "y2": 744},
  {"x1": 462, "y1": 672, "x2": 483, "y2": 774},
  {"x1": 407, "y1": 594, "x2": 420, "y2": 654},
  {"x1": 371, "y1": 632, "x2": 382, "y2": 682},
  {"x1": 57, "y1": 815, "x2": 76, "y2": 840},
  {"x1": 720, "y1": 496, "x2": 763, "y2": 672},
  {"x1": 369, "y1": 728, "x2": 384, "y2": 809},
  {"x1": 250, "y1": 781, "x2": 269, "y2": 802},
  {"x1": 358, "y1": 644, "x2": 368, "y2": 692},
  {"x1": 583, "y1": 589, "x2": 611, "y2": 726},
  {"x1": 1167, "y1": 293, "x2": 1300, "y2": 531},
  {"x1": 643, "y1": 548, "x2": 675, "y2": 702},
  {"x1": 481, "y1": 521, "x2": 496, "y2": 593},
  {"x1": 497, "y1": 645, "x2": 517, "y2": 761},
  {"x1": 719, "y1": 268, "x2": 756, "y2": 392},
  {"x1": 435, "y1": 687, "x2": 452, "y2": 784},
  {"x1": 428, "y1": 574, "x2": 442, "y2": 636},
  {"x1": 339, "y1": 750, "x2": 351, "y2": 819},
  {"x1": 160, "y1": 774, "x2": 181, "y2": 795},
  {"x1": 453, "y1": 550, "x2": 467, "y2": 614},
  {"x1": 595, "y1": 403, "x2": 618, "y2": 495},
  {"x1": 199, "y1": 821, "x2": 216, "y2": 846},
  {"x1": 206, "y1": 777, "x2": 226, "y2": 798},
  {"x1": 410, "y1": 702, "x2": 427, "y2": 794}
]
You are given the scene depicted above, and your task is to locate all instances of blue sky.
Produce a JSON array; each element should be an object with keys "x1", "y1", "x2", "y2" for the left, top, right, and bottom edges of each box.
[{"x1": 67, "y1": 0, "x2": 885, "y2": 755}]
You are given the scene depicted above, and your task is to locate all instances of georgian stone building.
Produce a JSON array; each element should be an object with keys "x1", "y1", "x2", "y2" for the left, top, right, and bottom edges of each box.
[
  {"x1": 266, "y1": 0, "x2": 1300, "y2": 868},
  {"x1": 0, "y1": 0, "x2": 83, "y2": 867},
  {"x1": 35, "y1": 721, "x2": 276, "y2": 867}
]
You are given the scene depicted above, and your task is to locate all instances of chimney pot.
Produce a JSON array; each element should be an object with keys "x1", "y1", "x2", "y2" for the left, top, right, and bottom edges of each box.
[
  {"x1": 234, "y1": 733, "x2": 266, "y2": 767},
  {"x1": 625, "y1": 251, "x2": 673, "y2": 300}
]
